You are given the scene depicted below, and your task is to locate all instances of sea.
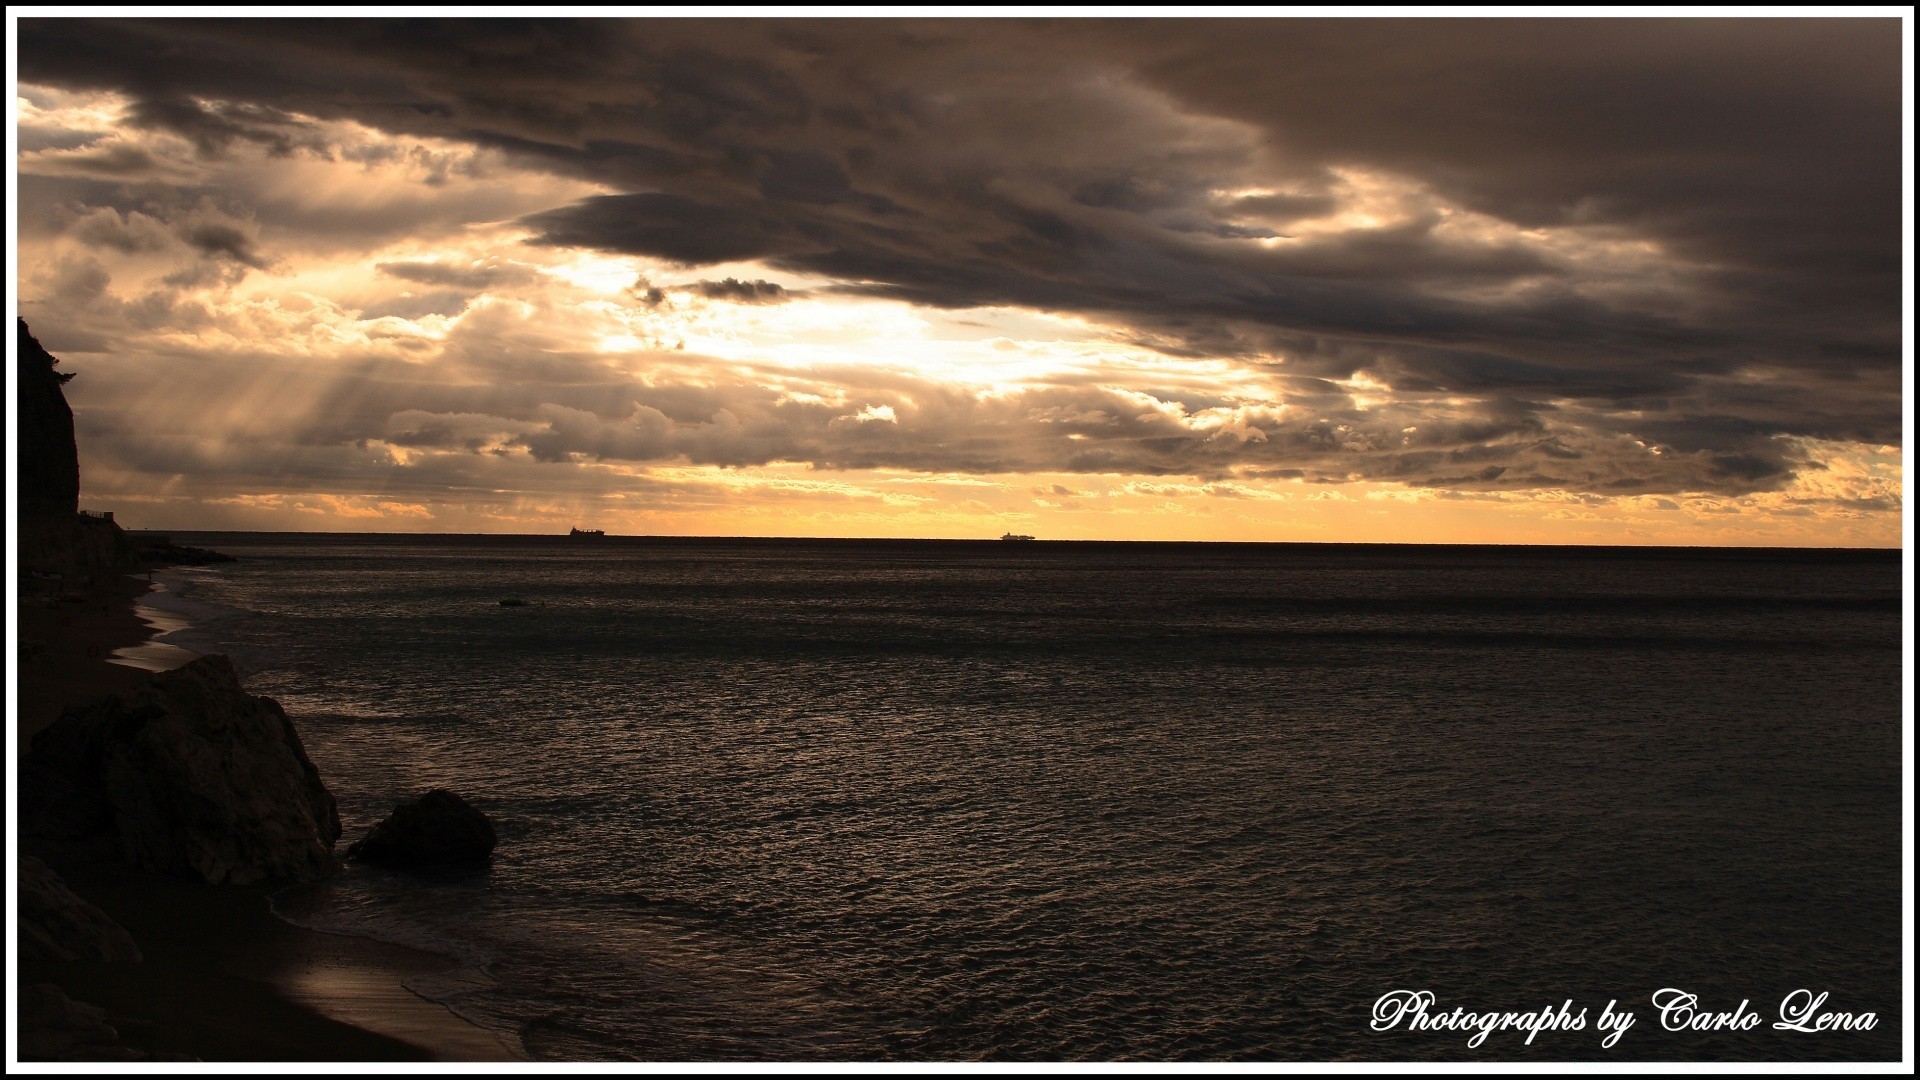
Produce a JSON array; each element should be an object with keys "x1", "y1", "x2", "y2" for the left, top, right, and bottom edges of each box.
[{"x1": 131, "y1": 534, "x2": 1903, "y2": 1062}]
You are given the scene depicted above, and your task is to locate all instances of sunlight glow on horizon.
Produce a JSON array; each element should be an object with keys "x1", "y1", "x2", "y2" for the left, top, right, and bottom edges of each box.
[{"x1": 16, "y1": 78, "x2": 1903, "y2": 547}]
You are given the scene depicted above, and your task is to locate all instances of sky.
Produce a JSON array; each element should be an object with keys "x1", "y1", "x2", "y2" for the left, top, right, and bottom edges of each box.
[{"x1": 11, "y1": 15, "x2": 1908, "y2": 544}]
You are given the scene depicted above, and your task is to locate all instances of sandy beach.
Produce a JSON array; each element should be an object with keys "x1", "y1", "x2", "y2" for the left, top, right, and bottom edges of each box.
[
  {"x1": 17, "y1": 573, "x2": 161, "y2": 737},
  {"x1": 17, "y1": 574, "x2": 522, "y2": 1063}
]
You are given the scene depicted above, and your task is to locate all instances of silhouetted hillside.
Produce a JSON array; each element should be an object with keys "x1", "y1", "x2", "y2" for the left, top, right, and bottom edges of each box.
[
  {"x1": 18, "y1": 319, "x2": 80, "y2": 518},
  {"x1": 17, "y1": 319, "x2": 136, "y2": 572}
]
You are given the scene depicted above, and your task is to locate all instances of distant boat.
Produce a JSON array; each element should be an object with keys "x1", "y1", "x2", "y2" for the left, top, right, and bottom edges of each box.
[
  {"x1": 568, "y1": 527, "x2": 606, "y2": 538},
  {"x1": 1000, "y1": 533, "x2": 1036, "y2": 541}
]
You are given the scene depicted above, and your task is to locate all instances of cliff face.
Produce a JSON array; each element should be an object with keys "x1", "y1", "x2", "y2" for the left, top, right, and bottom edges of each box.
[
  {"x1": 19, "y1": 319, "x2": 81, "y2": 518},
  {"x1": 18, "y1": 517, "x2": 139, "y2": 575},
  {"x1": 16, "y1": 319, "x2": 137, "y2": 572}
]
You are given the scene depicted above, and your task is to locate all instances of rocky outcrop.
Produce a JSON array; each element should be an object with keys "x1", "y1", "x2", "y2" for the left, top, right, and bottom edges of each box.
[
  {"x1": 18, "y1": 983, "x2": 121, "y2": 1061},
  {"x1": 20, "y1": 856, "x2": 142, "y2": 963},
  {"x1": 18, "y1": 319, "x2": 80, "y2": 518},
  {"x1": 17, "y1": 319, "x2": 138, "y2": 573},
  {"x1": 18, "y1": 514, "x2": 140, "y2": 574},
  {"x1": 348, "y1": 789, "x2": 497, "y2": 867},
  {"x1": 23, "y1": 656, "x2": 342, "y2": 885},
  {"x1": 133, "y1": 535, "x2": 237, "y2": 565}
]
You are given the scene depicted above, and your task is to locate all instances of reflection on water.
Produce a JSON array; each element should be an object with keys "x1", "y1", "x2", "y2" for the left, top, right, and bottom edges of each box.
[{"x1": 159, "y1": 536, "x2": 1902, "y2": 1062}]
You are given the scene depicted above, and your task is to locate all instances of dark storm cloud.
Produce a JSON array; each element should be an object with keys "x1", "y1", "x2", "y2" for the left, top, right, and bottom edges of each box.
[
  {"x1": 178, "y1": 221, "x2": 268, "y2": 267},
  {"x1": 52, "y1": 198, "x2": 273, "y2": 281},
  {"x1": 16, "y1": 16, "x2": 1903, "y2": 496},
  {"x1": 67, "y1": 207, "x2": 176, "y2": 254},
  {"x1": 684, "y1": 277, "x2": 795, "y2": 304},
  {"x1": 123, "y1": 96, "x2": 325, "y2": 158},
  {"x1": 522, "y1": 193, "x2": 803, "y2": 265},
  {"x1": 1092, "y1": 20, "x2": 1899, "y2": 261}
]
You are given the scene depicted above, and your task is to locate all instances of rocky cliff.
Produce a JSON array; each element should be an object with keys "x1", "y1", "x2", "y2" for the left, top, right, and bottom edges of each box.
[
  {"x1": 19, "y1": 318, "x2": 80, "y2": 517},
  {"x1": 16, "y1": 319, "x2": 137, "y2": 572}
]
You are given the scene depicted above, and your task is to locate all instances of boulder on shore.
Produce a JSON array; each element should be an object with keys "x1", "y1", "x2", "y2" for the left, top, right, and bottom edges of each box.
[
  {"x1": 20, "y1": 856, "x2": 142, "y2": 963},
  {"x1": 23, "y1": 655, "x2": 342, "y2": 885},
  {"x1": 347, "y1": 789, "x2": 497, "y2": 867}
]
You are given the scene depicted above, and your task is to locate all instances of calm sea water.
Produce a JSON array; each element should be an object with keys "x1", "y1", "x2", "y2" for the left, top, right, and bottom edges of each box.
[{"x1": 145, "y1": 535, "x2": 1902, "y2": 1061}]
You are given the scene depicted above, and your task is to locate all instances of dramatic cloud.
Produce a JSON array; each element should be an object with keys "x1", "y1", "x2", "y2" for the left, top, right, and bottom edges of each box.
[
  {"x1": 12, "y1": 17, "x2": 1903, "y2": 542},
  {"x1": 377, "y1": 259, "x2": 542, "y2": 290},
  {"x1": 684, "y1": 277, "x2": 795, "y2": 304}
]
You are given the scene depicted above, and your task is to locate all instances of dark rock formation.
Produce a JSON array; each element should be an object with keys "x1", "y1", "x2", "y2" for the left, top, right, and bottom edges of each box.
[
  {"x1": 23, "y1": 656, "x2": 342, "y2": 885},
  {"x1": 132, "y1": 534, "x2": 237, "y2": 565},
  {"x1": 18, "y1": 514, "x2": 140, "y2": 574},
  {"x1": 18, "y1": 983, "x2": 120, "y2": 1061},
  {"x1": 348, "y1": 789, "x2": 497, "y2": 867},
  {"x1": 19, "y1": 318, "x2": 80, "y2": 518},
  {"x1": 20, "y1": 856, "x2": 142, "y2": 963},
  {"x1": 17, "y1": 319, "x2": 138, "y2": 572}
]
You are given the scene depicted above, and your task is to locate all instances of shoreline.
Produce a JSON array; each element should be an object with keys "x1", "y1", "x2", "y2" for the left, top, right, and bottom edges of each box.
[
  {"x1": 16, "y1": 570, "x2": 522, "y2": 1062},
  {"x1": 110, "y1": 571, "x2": 204, "y2": 673}
]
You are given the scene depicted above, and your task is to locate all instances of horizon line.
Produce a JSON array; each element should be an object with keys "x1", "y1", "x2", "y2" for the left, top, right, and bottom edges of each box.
[{"x1": 114, "y1": 527, "x2": 1902, "y2": 554}]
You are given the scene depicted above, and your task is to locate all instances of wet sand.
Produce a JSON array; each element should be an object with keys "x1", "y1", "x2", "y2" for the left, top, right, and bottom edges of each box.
[{"x1": 16, "y1": 574, "x2": 522, "y2": 1062}]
